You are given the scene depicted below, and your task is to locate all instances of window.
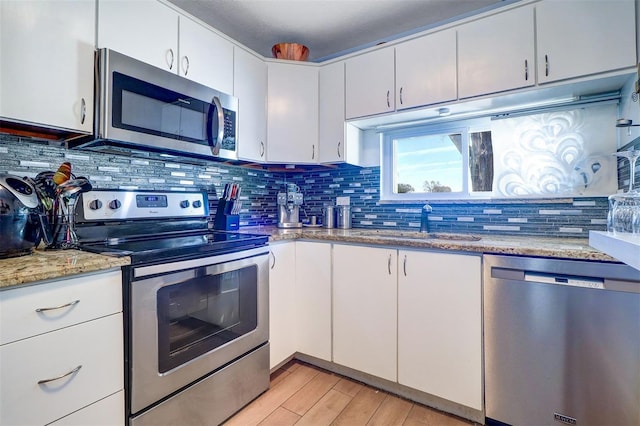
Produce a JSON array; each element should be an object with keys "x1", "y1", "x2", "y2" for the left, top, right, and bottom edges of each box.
[
  {"x1": 380, "y1": 103, "x2": 618, "y2": 201},
  {"x1": 381, "y1": 119, "x2": 493, "y2": 200}
]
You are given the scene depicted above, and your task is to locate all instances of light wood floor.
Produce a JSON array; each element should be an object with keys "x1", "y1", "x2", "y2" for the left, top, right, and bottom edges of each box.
[{"x1": 224, "y1": 360, "x2": 473, "y2": 426}]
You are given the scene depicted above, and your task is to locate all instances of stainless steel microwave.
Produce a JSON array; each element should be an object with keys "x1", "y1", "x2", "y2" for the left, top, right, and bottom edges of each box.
[{"x1": 71, "y1": 48, "x2": 238, "y2": 161}]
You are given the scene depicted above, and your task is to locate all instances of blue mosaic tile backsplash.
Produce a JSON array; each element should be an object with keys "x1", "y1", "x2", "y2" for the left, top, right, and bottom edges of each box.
[{"x1": 2, "y1": 133, "x2": 638, "y2": 237}]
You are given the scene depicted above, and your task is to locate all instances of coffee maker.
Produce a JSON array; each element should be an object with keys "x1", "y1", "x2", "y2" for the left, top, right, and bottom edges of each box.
[{"x1": 277, "y1": 184, "x2": 303, "y2": 228}]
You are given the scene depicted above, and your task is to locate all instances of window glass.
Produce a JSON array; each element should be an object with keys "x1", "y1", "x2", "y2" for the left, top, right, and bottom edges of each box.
[
  {"x1": 380, "y1": 103, "x2": 617, "y2": 201},
  {"x1": 393, "y1": 132, "x2": 463, "y2": 194}
]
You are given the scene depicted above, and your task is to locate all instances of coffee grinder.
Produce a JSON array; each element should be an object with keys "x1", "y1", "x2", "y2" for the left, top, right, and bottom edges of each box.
[{"x1": 277, "y1": 184, "x2": 303, "y2": 228}]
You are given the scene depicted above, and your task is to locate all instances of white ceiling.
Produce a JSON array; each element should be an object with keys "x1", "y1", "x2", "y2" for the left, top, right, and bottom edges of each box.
[{"x1": 166, "y1": 0, "x2": 510, "y2": 62}]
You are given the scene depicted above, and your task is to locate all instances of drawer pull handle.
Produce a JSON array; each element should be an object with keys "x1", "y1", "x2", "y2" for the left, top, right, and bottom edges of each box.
[
  {"x1": 35, "y1": 299, "x2": 80, "y2": 313},
  {"x1": 37, "y1": 365, "x2": 82, "y2": 385}
]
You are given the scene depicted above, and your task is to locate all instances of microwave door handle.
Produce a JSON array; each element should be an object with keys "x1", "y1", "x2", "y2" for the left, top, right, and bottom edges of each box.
[{"x1": 209, "y1": 96, "x2": 224, "y2": 155}]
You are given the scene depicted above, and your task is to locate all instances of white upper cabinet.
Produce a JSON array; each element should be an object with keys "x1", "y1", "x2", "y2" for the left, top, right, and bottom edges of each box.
[
  {"x1": 0, "y1": 0, "x2": 95, "y2": 133},
  {"x1": 98, "y1": 0, "x2": 179, "y2": 72},
  {"x1": 178, "y1": 16, "x2": 234, "y2": 93},
  {"x1": 267, "y1": 62, "x2": 319, "y2": 164},
  {"x1": 234, "y1": 48, "x2": 267, "y2": 162},
  {"x1": 98, "y1": 0, "x2": 234, "y2": 92},
  {"x1": 395, "y1": 29, "x2": 457, "y2": 110},
  {"x1": 458, "y1": 5, "x2": 535, "y2": 99},
  {"x1": 536, "y1": 0, "x2": 636, "y2": 84},
  {"x1": 319, "y1": 61, "x2": 346, "y2": 163},
  {"x1": 345, "y1": 47, "x2": 395, "y2": 119}
]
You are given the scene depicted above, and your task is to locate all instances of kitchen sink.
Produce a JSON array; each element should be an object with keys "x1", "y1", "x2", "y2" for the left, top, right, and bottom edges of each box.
[{"x1": 350, "y1": 229, "x2": 481, "y2": 242}]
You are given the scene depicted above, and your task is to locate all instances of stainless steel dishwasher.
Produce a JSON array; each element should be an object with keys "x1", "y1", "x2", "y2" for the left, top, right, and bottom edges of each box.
[{"x1": 483, "y1": 254, "x2": 640, "y2": 426}]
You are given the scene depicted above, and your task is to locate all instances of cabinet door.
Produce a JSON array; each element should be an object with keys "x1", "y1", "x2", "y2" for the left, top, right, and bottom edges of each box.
[
  {"x1": 0, "y1": 270, "x2": 123, "y2": 345},
  {"x1": 178, "y1": 16, "x2": 234, "y2": 93},
  {"x1": 396, "y1": 29, "x2": 457, "y2": 110},
  {"x1": 345, "y1": 47, "x2": 395, "y2": 119},
  {"x1": 268, "y1": 242, "x2": 297, "y2": 369},
  {"x1": 0, "y1": 314, "x2": 124, "y2": 426},
  {"x1": 98, "y1": 0, "x2": 178, "y2": 72},
  {"x1": 536, "y1": 0, "x2": 636, "y2": 84},
  {"x1": 319, "y1": 61, "x2": 346, "y2": 163},
  {"x1": 333, "y1": 244, "x2": 397, "y2": 381},
  {"x1": 0, "y1": 0, "x2": 94, "y2": 133},
  {"x1": 50, "y1": 390, "x2": 124, "y2": 426},
  {"x1": 234, "y1": 48, "x2": 267, "y2": 162},
  {"x1": 295, "y1": 242, "x2": 332, "y2": 361},
  {"x1": 398, "y1": 251, "x2": 482, "y2": 410},
  {"x1": 266, "y1": 62, "x2": 319, "y2": 163},
  {"x1": 458, "y1": 5, "x2": 534, "y2": 99}
]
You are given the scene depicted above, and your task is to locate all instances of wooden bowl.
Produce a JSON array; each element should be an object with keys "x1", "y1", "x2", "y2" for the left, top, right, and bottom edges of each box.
[{"x1": 272, "y1": 43, "x2": 309, "y2": 61}]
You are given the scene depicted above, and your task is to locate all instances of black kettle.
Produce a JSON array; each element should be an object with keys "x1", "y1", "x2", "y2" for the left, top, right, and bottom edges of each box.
[{"x1": 0, "y1": 174, "x2": 51, "y2": 258}]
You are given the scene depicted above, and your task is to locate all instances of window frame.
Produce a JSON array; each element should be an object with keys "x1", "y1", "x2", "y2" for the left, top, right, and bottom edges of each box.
[{"x1": 380, "y1": 118, "x2": 491, "y2": 201}]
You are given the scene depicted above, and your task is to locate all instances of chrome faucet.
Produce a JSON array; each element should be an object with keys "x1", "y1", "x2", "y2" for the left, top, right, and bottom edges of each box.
[{"x1": 420, "y1": 204, "x2": 432, "y2": 233}]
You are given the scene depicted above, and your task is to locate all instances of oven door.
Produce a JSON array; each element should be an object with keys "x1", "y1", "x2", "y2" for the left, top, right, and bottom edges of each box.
[{"x1": 128, "y1": 247, "x2": 268, "y2": 415}]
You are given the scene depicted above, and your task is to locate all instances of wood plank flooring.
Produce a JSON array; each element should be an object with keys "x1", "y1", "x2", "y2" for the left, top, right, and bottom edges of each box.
[{"x1": 224, "y1": 360, "x2": 473, "y2": 426}]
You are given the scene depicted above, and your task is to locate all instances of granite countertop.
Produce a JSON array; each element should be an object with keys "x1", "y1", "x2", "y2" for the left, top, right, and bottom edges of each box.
[
  {"x1": 0, "y1": 248, "x2": 131, "y2": 290},
  {"x1": 0, "y1": 227, "x2": 617, "y2": 292},
  {"x1": 240, "y1": 226, "x2": 617, "y2": 262}
]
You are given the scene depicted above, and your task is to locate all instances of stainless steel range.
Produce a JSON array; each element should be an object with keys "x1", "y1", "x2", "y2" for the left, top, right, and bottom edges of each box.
[{"x1": 75, "y1": 189, "x2": 270, "y2": 426}]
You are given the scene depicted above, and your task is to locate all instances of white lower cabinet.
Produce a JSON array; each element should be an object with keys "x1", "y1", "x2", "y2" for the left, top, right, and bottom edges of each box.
[
  {"x1": 269, "y1": 240, "x2": 483, "y2": 414},
  {"x1": 332, "y1": 244, "x2": 398, "y2": 382},
  {"x1": 50, "y1": 391, "x2": 125, "y2": 426},
  {"x1": 268, "y1": 242, "x2": 297, "y2": 369},
  {"x1": 295, "y1": 241, "x2": 332, "y2": 361},
  {"x1": 397, "y1": 250, "x2": 482, "y2": 410},
  {"x1": 0, "y1": 270, "x2": 124, "y2": 426}
]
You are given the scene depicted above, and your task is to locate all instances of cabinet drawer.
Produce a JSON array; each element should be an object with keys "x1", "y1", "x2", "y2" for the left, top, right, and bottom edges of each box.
[
  {"x1": 0, "y1": 314, "x2": 124, "y2": 426},
  {"x1": 50, "y1": 390, "x2": 124, "y2": 426},
  {"x1": 0, "y1": 270, "x2": 122, "y2": 345}
]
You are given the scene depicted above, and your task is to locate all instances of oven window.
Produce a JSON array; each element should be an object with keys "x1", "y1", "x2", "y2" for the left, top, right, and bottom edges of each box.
[{"x1": 156, "y1": 265, "x2": 258, "y2": 373}]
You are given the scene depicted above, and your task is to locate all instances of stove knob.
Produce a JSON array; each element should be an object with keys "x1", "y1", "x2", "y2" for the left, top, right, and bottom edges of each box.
[
  {"x1": 88, "y1": 199, "x2": 103, "y2": 210},
  {"x1": 109, "y1": 199, "x2": 122, "y2": 210},
  {"x1": 192, "y1": 200, "x2": 202, "y2": 208},
  {"x1": 180, "y1": 200, "x2": 190, "y2": 208}
]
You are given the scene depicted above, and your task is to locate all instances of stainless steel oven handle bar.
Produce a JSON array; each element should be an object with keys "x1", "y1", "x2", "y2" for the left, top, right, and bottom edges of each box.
[{"x1": 134, "y1": 246, "x2": 269, "y2": 278}]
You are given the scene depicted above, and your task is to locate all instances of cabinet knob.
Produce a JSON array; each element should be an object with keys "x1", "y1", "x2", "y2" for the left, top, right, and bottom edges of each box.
[
  {"x1": 399, "y1": 87, "x2": 404, "y2": 105},
  {"x1": 386, "y1": 90, "x2": 390, "y2": 108},
  {"x1": 337, "y1": 141, "x2": 341, "y2": 158},
  {"x1": 524, "y1": 59, "x2": 529, "y2": 81},
  {"x1": 260, "y1": 141, "x2": 265, "y2": 158}
]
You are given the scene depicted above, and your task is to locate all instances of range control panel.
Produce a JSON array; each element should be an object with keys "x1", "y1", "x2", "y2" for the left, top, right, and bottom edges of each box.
[{"x1": 77, "y1": 190, "x2": 208, "y2": 221}]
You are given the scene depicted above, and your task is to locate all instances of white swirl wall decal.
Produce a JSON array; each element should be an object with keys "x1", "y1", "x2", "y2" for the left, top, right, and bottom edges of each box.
[{"x1": 490, "y1": 104, "x2": 618, "y2": 197}]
